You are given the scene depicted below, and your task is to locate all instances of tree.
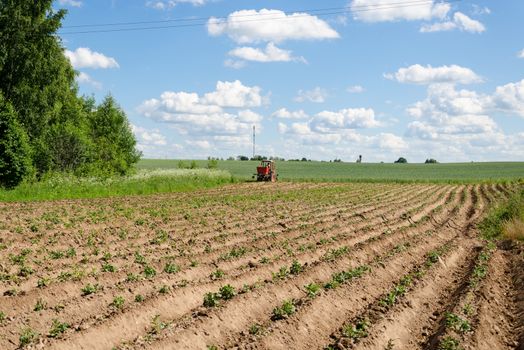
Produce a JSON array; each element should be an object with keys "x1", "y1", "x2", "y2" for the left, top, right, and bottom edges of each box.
[
  {"x1": 394, "y1": 157, "x2": 408, "y2": 164},
  {"x1": 425, "y1": 158, "x2": 438, "y2": 164},
  {"x1": 0, "y1": 2, "x2": 140, "y2": 182},
  {"x1": 0, "y1": 1, "x2": 77, "y2": 141},
  {"x1": 87, "y1": 95, "x2": 141, "y2": 175},
  {"x1": 0, "y1": 94, "x2": 33, "y2": 188}
]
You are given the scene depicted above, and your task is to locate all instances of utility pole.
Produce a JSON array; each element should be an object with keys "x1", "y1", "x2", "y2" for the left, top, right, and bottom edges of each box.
[{"x1": 252, "y1": 125, "x2": 256, "y2": 159}]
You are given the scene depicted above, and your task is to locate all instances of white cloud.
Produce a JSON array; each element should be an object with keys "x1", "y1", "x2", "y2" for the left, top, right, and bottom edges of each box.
[
  {"x1": 272, "y1": 108, "x2": 309, "y2": 119},
  {"x1": 347, "y1": 85, "x2": 365, "y2": 93},
  {"x1": 76, "y1": 72, "x2": 101, "y2": 89},
  {"x1": 137, "y1": 80, "x2": 264, "y2": 150},
  {"x1": 294, "y1": 87, "x2": 328, "y2": 103},
  {"x1": 405, "y1": 83, "x2": 498, "y2": 143},
  {"x1": 228, "y1": 42, "x2": 305, "y2": 63},
  {"x1": 421, "y1": 12, "x2": 485, "y2": 33},
  {"x1": 518, "y1": 49, "x2": 524, "y2": 59},
  {"x1": 312, "y1": 108, "x2": 381, "y2": 131},
  {"x1": 65, "y1": 48, "x2": 119, "y2": 69},
  {"x1": 386, "y1": 64, "x2": 482, "y2": 85},
  {"x1": 376, "y1": 133, "x2": 408, "y2": 150},
  {"x1": 492, "y1": 79, "x2": 524, "y2": 117},
  {"x1": 186, "y1": 140, "x2": 211, "y2": 149},
  {"x1": 146, "y1": 0, "x2": 205, "y2": 10},
  {"x1": 202, "y1": 80, "x2": 262, "y2": 108},
  {"x1": 131, "y1": 125, "x2": 167, "y2": 146},
  {"x1": 58, "y1": 0, "x2": 82, "y2": 7},
  {"x1": 350, "y1": 0, "x2": 450, "y2": 22},
  {"x1": 207, "y1": 9, "x2": 339, "y2": 44}
]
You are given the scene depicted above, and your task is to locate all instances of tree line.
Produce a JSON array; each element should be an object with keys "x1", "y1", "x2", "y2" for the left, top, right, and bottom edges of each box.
[{"x1": 0, "y1": 1, "x2": 140, "y2": 188}]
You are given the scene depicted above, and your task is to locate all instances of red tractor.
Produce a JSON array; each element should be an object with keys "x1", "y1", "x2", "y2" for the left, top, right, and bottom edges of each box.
[{"x1": 254, "y1": 160, "x2": 277, "y2": 182}]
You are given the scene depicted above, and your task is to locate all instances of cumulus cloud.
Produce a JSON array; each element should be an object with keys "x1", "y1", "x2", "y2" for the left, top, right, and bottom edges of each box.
[
  {"x1": 58, "y1": 0, "x2": 82, "y2": 7},
  {"x1": 137, "y1": 81, "x2": 264, "y2": 151},
  {"x1": 228, "y1": 42, "x2": 305, "y2": 63},
  {"x1": 347, "y1": 85, "x2": 365, "y2": 93},
  {"x1": 492, "y1": 79, "x2": 524, "y2": 117},
  {"x1": 385, "y1": 64, "x2": 482, "y2": 85},
  {"x1": 277, "y1": 106, "x2": 382, "y2": 149},
  {"x1": 420, "y1": 12, "x2": 485, "y2": 33},
  {"x1": 202, "y1": 80, "x2": 262, "y2": 108},
  {"x1": 294, "y1": 87, "x2": 328, "y2": 103},
  {"x1": 146, "y1": 0, "x2": 205, "y2": 10},
  {"x1": 131, "y1": 125, "x2": 167, "y2": 146},
  {"x1": 207, "y1": 9, "x2": 339, "y2": 44},
  {"x1": 272, "y1": 108, "x2": 309, "y2": 119},
  {"x1": 518, "y1": 49, "x2": 524, "y2": 59},
  {"x1": 376, "y1": 133, "x2": 408, "y2": 150},
  {"x1": 312, "y1": 108, "x2": 382, "y2": 131},
  {"x1": 404, "y1": 83, "x2": 500, "y2": 144},
  {"x1": 349, "y1": 0, "x2": 450, "y2": 22},
  {"x1": 65, "y1": 48, "x2": 119, "y2": 69}
]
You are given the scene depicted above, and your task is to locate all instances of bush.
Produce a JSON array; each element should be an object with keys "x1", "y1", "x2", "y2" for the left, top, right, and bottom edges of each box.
[
  {"x1": 207, "y1": 159, "x2": 218, "y2": 169},
  {"x1": 479, "y1": 189, "x2": 524, "y2": 241},
  {"x1": 0, "y1": 95, "x2": 33, "y2": 188}
]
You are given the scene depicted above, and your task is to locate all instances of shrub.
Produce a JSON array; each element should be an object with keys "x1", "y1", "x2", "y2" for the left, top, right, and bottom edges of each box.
[
  {"x1": 219, "y1": 284, "x2": 236, "y2": 300},
  {"x1": 0, "y1": 95, "x2": 33, "y2": 188},
  {"x1": 272, "y1": 300, "x2": 295, "y2": 320}
]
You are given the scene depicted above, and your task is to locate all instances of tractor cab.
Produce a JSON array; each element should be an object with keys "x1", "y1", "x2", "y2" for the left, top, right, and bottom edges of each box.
[{"x1": 254, "y1": 160, "x2": 277, "y2": 182}]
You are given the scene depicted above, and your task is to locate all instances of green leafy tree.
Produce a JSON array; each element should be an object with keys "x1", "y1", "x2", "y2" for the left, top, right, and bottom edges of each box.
[
  {"x1": 0, "y1": 2, "x2": 140, "y2": 181},
  {"x1": 88, "y1": 95, "x2": 141, "y2": 175},
  {"x1": 394, "y1": 157, "x2": 408, "y2": 164},
  {"x1": 0, "y1": 94, "x2": 33, "y2": 188},
  {"x1": 0, "y1": 1, "x2": 77, "y2": 141}
]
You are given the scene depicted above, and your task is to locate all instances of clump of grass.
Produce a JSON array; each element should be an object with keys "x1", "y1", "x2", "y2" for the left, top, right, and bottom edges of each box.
[
  {"x1": 81, "y1": 283, "x2": 99, "y2": 296},
  {"x1": 343, "y1": 318, "x2": 369, "y2": 340},
  {"x1": 272, "y1": 300, "x2": 295, "y2": 320},
  {"x1": 0, "y1": 169, "x2": 234, "y2": 202},
  {"x1": 49, "y1": 319, "x2": 70, "y2": 338},
  {"x1": 445, "y1": 312, "x2": 471, "y2": 333},
  {"x1": 19, "y1": 327, "x2": 39, "y2": 346},
  {"x1": 164, "y1": 263, "x2": 180, "y2": 274},
  {"x1": 438, "y1": 336, "x2": 461, "y2": 350},
  {"x1": 111, "y1": 296, "x2": 125, "y2": 309},
  {"x1": 479, "y1": 189, "x2": 523, "y2": 241},
  {"x1": 143, "y1": 265, "x2": 157, "y2": 278},
  {"x1": 249, "y1": 323, "x2": 262, "y2": 335},
  {"x1": 34, "y1": 299, "x2": 46, "y2": 312},
  {"x1": 304, "y1": 283, "x2": 321, "y2": 298},
  {"x1": 203, "y1": 292, "x2": 219, "y2": 307},
  {"x1": 218, "y1": 284, "x2": 236, "y2": 300}
]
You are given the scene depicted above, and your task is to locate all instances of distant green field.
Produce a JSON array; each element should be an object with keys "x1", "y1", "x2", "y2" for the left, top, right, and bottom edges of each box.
[{"x1": 138, "y1": 159, "x2": 524, "y2": 183}]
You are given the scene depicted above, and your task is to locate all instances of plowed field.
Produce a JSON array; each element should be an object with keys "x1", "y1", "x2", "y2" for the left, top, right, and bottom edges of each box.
[{"x1": 1, "y1": 182, "x2": 522, "y2": 350}]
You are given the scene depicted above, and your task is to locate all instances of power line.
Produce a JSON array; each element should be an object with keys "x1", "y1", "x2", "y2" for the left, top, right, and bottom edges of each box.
[
  {"x1": 62, "y1": 0, "x2": 453, "y2": 28},
  {"x1": 58, "y1": 0, "x2": 461, "y2": 35}
]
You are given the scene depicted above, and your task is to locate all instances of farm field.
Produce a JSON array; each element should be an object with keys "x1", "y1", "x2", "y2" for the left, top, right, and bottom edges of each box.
[
  {"x1": 0, "y1": 182, "x2": 522, "y2": 349},
  {"x1": 138, "y1": 159, "x2": 524, "y2": 182}
]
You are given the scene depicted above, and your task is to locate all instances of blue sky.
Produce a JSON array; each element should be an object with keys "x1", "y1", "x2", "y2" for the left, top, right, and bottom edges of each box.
[{"x1": 57, "y1": 0, "x2": 524, "y2": 162}]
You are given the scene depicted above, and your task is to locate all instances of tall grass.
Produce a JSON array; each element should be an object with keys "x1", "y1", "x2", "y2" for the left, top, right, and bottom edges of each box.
[
  {"x1": 0, "y1": 169, "x2": 235, "y2": 202},
  {"x1": 479, "y1": 187, "x2": 524, "y2": 241}
]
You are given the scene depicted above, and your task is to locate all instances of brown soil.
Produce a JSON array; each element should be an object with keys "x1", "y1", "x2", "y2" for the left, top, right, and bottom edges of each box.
[{"x1": 0, "y1": 182, "x2": 521, "y2": 350}]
